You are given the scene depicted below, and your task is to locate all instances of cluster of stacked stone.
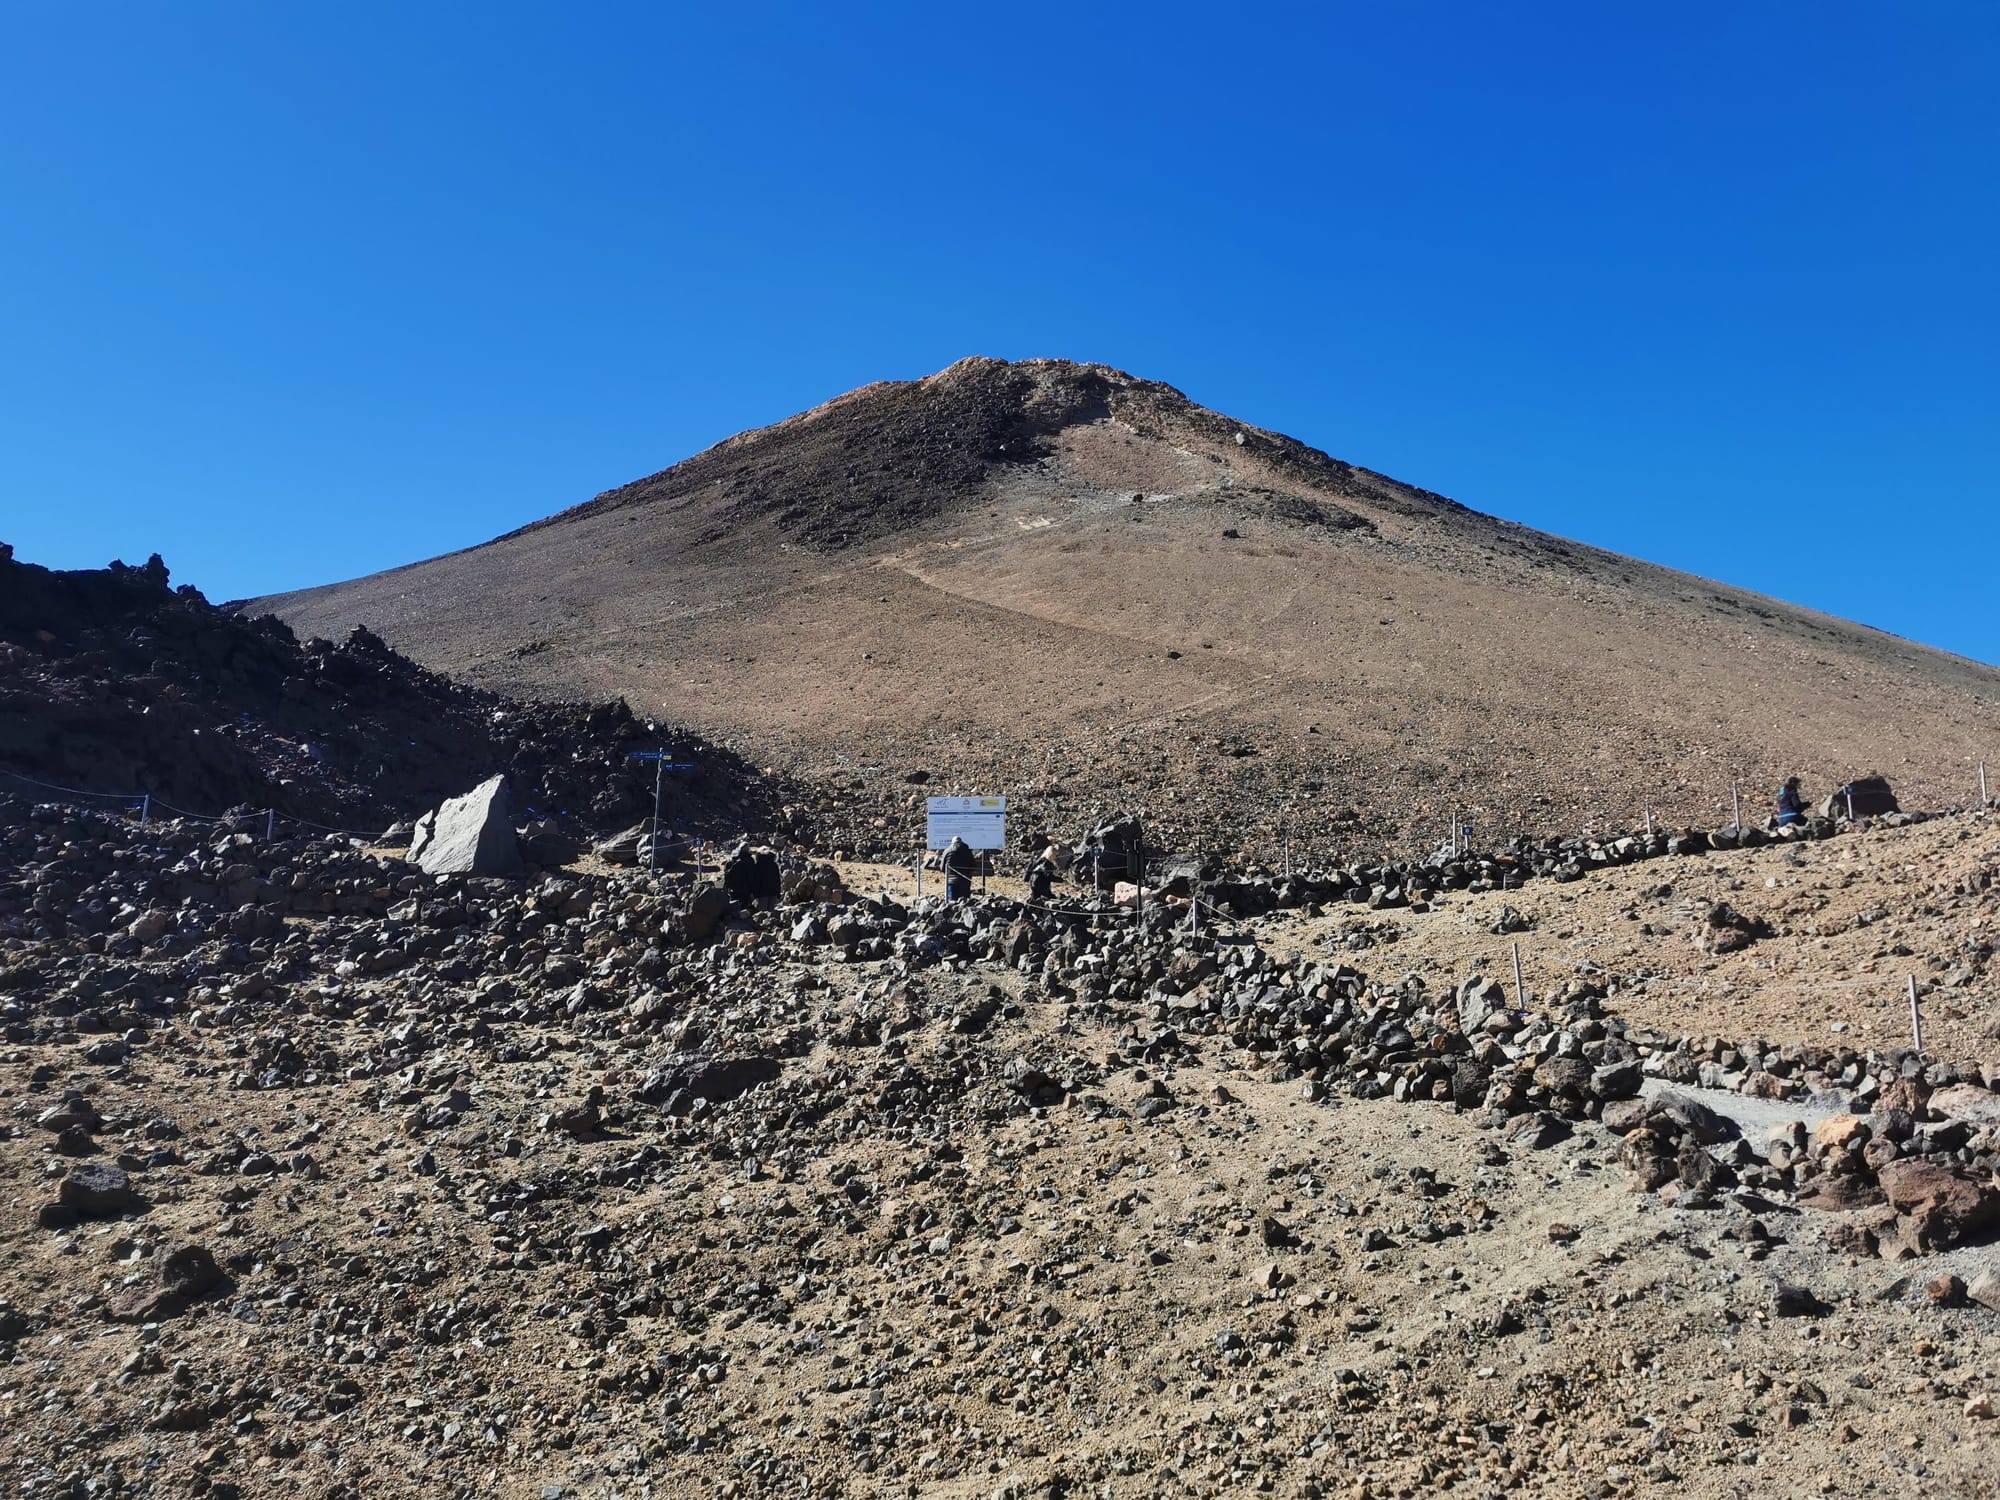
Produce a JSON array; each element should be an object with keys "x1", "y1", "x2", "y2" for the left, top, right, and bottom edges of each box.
[{"x1": 1186, "y1": 814, "x2": 1928, "y2": 920}]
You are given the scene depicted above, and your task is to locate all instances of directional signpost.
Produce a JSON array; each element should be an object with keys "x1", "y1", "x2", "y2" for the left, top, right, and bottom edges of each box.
[{"x1": 627, "y1": 751, "x2": 697, "y2": 874}]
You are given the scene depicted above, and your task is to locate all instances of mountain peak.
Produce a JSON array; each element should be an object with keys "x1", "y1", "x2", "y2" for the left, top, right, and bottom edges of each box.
[
  {"x1": 512, "y1": 355, "x2": 1411, "y2": 554},
  {"x1": 249, "y1": 362, "x2": 2000, "y2": 851}
]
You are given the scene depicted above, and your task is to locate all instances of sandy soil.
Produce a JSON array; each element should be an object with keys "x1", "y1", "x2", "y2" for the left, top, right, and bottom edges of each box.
[{"x1": 7, "y1": 812, "x2": 2000, "y2": 1499}]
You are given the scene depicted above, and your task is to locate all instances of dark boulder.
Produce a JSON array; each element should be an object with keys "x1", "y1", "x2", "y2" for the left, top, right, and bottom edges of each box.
[
  {"x1": 636, "y1": 1054, "x2": 782, "y2": 1116},
  {"x1": 57, "y1": 1162, "x2": 139, "y2": 1219},
  {"x1": 681, "y1": 885, "x2": 730, "y2": 943},
  {"x1": 158, "y1": 1243, "x2": 228, "y2": 1299},
  {"x1": 517, "y1": 819, "x2": 582, "y2": 867},
  {"x1": 1649, "y1": 1091, "x2": 1739, "y2": 1144}
]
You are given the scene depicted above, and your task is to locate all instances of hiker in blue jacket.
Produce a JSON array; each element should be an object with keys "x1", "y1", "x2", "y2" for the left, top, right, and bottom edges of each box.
[{"x1": 1775, "y1": 776, "x2": 1806, "y2": 827}]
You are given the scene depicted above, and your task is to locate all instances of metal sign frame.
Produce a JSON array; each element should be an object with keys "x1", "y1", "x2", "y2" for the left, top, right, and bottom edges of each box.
[{"x1": 627, "y1": 751, "x2": 697, "y2": 874}]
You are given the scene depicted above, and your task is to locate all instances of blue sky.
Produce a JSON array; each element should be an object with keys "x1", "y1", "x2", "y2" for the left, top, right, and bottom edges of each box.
[{"x1": 2, "y1": 3, "x2": 1995, "y2": 659}]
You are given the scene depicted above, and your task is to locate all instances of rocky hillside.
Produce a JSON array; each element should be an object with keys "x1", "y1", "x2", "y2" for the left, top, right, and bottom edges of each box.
[
  {"x1": 0, "y1": 545, "x2": 776, "y2": 838},
  {"x1": 251, "y1": 357, "x2": 2000, "y2": 859},
  {"x1": 4, "y1": 784, "x2": 2000, "y2": 1498}
]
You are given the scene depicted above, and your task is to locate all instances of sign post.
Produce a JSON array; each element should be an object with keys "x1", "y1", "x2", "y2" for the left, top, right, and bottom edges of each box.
[
  {"x1": 627, "y1": 752, "x2": 697, "y2": 875},
  {"x1": 926, "y1": 797, "x2": 1006, "y2": 902}
]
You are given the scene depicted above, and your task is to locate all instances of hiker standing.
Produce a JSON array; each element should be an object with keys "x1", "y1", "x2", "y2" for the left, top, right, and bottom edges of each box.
[
  {"x1": 1025, "y1": 847, "x2": 1059, "y2": 906},
  {"x1": 942, "y1": 835, "x2": 977, "y2": 901}
]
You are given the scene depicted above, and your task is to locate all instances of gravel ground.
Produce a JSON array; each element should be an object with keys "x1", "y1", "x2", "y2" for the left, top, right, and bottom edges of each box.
[{"x1": 5, "y1": 804, "x2": 2000, "y2": 1499}]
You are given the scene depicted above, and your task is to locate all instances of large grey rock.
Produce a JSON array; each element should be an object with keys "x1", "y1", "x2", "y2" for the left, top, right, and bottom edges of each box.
[
  {"x1": 409, "y1": 776, "x2": 522, "y2": 877},
  {"x1": 1456, "y1": 975, "x2": 1506, "y2": 1034},
  {"x1": 1931, "y1": 1083, "x2": 2000, "y2": 1131}
]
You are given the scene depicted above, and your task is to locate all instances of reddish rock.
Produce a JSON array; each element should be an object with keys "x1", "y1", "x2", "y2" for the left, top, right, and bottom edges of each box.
[
  {"x1": 1925, "y1": 1272, "x2": 1967, "y2": 1305},
  {"x1": 1877, "y1": 1159, "x2": 2000, "y2": 1251},
  {"x1": 1831, "y1": 1203, "x2": 1901, "y2": 1256},
  {"x1": 1795, "y1": 1174, "x2": 1886, "y2": 1213},
  {"x1": 1877, "y1": 1076, "x2": 1930, "y2": 1119},
  {"x1": 1620, "y1": 1128, "x2": 1676, "y2": 1192}
]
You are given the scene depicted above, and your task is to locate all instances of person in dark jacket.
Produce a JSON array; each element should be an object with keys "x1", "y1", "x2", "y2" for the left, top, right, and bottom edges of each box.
[
  {"x1": 722, "y1": 839, "x2": 781, "y2": 905},
  {"x1": 941, "y1": 836, "x2": 977, "y2": 901},
  {"x1": 1775, "y1": 776, "x2": 1806, "y2": 827},
  {"x1": 1025, "y1": 848, "x2": 1058, "y2": 905}
]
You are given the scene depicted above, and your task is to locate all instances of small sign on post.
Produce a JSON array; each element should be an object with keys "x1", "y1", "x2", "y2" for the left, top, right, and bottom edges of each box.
[{"x1": 627, "y1": 751, "x2": 697, "y2": 875}]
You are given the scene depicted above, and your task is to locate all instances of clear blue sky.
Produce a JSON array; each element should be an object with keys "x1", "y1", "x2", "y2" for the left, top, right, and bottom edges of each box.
[{"x1": 3, "y1": 3, "x2": 1995, "y2": 660}]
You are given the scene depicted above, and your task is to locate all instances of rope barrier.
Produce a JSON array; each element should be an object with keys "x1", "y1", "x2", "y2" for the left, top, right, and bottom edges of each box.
[
  {"x1": 268, "y1": 810, "x2": 394, "y2": 838},
  {"x1": 2, "y1": 758, "x2": 1989, "y2": 891},
  {"x1": 145, "y1": 797, "x2": 231, "y2": 824},
  {"x1": 0, "y1": 762, "x2": 383, "y2": 839},
  {"x1": 0, "y1": 766, "x2": 147, "y2": 803},
  {"x1": 1631, "y1": 976, "x2": 1951, "y2": 994}
]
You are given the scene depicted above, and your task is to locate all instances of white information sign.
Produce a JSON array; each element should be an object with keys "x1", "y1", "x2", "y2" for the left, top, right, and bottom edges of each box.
[{"x1": 926, "y1": 795, "x2": 1007, "y2": 851}]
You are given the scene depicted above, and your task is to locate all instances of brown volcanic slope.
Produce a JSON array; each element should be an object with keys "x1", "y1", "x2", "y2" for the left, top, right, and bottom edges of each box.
[{"x1": 251, "y1": 357, "x2": 2000, "y2": 856}]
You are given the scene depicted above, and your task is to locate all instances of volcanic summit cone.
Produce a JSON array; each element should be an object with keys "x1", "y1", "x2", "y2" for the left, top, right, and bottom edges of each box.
[{"x1": 250, "y1": 357, "x2": 2000, "y2": 855}]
